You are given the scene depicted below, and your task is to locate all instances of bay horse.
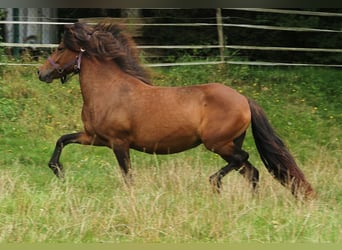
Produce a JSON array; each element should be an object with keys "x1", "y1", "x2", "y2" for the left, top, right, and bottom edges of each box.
[{"x1": 38, "y1": 22, "x2": 315, "y2": 199}]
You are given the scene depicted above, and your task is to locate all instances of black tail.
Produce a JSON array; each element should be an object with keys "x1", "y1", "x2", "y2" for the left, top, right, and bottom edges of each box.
[{"x1": 248, "y1": 99, "x2": 315, "y2": 199}]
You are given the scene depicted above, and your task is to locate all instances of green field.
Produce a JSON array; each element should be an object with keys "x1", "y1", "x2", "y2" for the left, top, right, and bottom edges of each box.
[{"x1": 0, "y1": 64, "x2": 341, "y2": 242}]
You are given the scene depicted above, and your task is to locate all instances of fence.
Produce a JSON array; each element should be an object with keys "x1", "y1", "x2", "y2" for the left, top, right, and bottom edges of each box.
[{"x1": 1, "y1": 8, "x2": 341, "y2": 68}]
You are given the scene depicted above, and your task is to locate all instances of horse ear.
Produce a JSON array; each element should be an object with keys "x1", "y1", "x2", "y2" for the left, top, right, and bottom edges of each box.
[
  {"x1": 64, "y1": 22, "x2": 85, "y2": 35},
  {"x1": 64, "y1": 23, "x2": 74, "y2": 32}
]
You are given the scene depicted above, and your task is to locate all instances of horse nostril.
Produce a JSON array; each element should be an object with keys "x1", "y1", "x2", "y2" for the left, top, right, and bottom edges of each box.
[{"x1": 37, "y1": 70, "x2": 44, "y2": 81}]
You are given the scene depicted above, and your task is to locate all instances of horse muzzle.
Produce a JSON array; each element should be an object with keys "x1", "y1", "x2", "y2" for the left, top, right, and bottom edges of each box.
[{"x1": 37, "y1": 69, "x2": 54, "y2": 83}]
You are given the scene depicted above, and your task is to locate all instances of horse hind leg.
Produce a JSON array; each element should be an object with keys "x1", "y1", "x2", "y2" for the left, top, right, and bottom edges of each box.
[
  {"x1": 238, "y1": 161, "x2": 259, "y2": 192},
  {"x1": 209, "y1": 148, "x2": 249, "y2": 193},
  {"x1": 208, "y1": 132, "x2": 259, "y2": 193},
  {"x1": 231, "y1": 132, "x2": 259, "y2": 191},
  {"x1": 209, "y1": 161, "x2": 239, "y2": 193}
]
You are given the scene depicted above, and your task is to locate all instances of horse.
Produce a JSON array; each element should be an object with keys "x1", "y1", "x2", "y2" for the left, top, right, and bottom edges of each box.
[{"x1": 37, "y1": 22, "x2": 315, "y2": 199}]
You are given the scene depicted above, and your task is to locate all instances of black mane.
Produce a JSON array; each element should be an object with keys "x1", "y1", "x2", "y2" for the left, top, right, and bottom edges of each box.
[{"x1": 63, "y1": 22, "x2": 151, "y2": 85}]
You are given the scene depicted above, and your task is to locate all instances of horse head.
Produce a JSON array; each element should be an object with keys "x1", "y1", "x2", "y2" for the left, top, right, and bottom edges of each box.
[{"x1": 38, "y1": 24, "x2": 86, "y2": 84}]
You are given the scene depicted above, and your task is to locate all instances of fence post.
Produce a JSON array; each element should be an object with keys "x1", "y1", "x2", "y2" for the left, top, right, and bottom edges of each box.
[
  {"x1": 216, "y1": 8, "x2": 225, "y2": 63},
  {"x1": 12, "y1": 8, "x2": 20, "y2": 58}
]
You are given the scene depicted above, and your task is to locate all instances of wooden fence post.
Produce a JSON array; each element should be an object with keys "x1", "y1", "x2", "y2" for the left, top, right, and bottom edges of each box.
[{"x1": 216, "y1": 8, "x2": 225, "y2": 63}]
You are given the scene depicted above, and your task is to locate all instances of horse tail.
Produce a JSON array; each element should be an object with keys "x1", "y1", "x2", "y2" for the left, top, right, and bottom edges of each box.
[{"x1": 248, "y1": 98, "x2": 315, "y2": 199}]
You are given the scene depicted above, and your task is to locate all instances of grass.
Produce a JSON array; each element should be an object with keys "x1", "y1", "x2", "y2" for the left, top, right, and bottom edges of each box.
[{"x1": 0, "y1": 63, "x2": 341, "y2": 242}]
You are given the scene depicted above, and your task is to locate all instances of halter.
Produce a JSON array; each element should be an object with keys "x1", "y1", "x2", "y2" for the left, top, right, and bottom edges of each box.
[{"x1": 47, "y1": 48, "x2": 85, "y2": 84}]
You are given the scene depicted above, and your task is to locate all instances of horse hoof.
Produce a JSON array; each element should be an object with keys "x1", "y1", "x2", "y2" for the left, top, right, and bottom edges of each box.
[
  {"x1": 48, "y1": 162, "x2": 65, "y2": 179},
  {"x1": 209, "y1": 174, "x2": 222, "y2": 194}
]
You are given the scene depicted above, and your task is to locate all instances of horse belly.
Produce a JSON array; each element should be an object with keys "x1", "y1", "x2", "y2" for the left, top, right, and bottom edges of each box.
[
  {"x1": 132, "y1": 140, "x2": 201, "y2": 154},
  {"x1": 131, "y1": 126, "x2": 202, "y2": 154}
]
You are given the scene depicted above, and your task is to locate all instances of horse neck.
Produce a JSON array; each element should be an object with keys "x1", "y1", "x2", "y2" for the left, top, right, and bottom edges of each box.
[{"x1": 78, "y1": 57, "x2": 135, "y2": 102}]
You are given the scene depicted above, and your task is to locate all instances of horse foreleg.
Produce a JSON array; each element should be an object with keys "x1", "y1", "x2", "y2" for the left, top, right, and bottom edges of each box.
[
  {"x1": 48, "y1": 132, "x2": 97, "y2": 178},
  {"x1": 113, "y1": 144, "x2": 133, "y2": 186}
]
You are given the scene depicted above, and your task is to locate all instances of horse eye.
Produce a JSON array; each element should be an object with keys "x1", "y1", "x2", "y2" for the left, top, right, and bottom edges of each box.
[{"x1": 57, "y1": 46, "x2": 64, "y2": 51}]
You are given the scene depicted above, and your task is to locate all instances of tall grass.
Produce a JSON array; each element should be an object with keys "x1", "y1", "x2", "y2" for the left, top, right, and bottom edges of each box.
[
  {"x1": 0, "y1": 150, "x2": 340, "y2": 243},
  {"x1": 0, "y1": 64, "x2": 341, "y2": 242}
]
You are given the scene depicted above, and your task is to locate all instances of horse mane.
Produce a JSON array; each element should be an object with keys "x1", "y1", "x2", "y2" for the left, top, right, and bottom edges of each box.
[{"x1": 63, "y1": 21, "x2": 152, "y2": 85}]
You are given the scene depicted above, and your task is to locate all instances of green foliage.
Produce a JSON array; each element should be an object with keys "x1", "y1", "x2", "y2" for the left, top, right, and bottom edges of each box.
[{"x1": 0, "y1": 64, "x2": 341, "y2": 242}]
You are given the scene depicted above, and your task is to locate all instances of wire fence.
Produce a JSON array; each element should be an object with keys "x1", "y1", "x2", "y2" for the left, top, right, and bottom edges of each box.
[{"x1": 1, "y1": 8, "x2": 341, "y2": 68}]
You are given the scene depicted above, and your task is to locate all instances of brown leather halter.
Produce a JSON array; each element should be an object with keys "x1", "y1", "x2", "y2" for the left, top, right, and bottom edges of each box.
[{"x1": 47, "y1": 49, "x2": 85, "y2": 83}]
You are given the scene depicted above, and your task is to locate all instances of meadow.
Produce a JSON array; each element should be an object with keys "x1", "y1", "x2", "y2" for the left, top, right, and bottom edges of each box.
[{"x1": 0, "y1": 63, "x2": 341, "y2": 243}]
